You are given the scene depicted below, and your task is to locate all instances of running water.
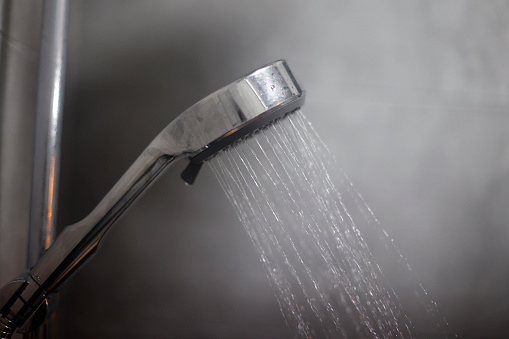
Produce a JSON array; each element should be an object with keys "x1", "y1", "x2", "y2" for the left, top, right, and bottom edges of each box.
[{"x1": 209, "y1": 110, "x2": 450, "y2": 338}]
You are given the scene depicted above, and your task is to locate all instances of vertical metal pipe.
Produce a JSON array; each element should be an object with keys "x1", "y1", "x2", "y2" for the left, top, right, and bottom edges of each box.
[
  {"x1": 25, "y1": 1, "x2": 69, "y2": 337},
  {"x1": 27, "y1": 0, "x2": 69, "y2": 268}
]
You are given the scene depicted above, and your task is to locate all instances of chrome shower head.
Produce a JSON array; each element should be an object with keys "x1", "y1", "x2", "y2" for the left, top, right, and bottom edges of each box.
[
  {"x1": 0, "y1": 60, "x2": 305, "y2": 337},
  {"x1": 169, "y1": 60, "x2": 305, "y2": 183}
]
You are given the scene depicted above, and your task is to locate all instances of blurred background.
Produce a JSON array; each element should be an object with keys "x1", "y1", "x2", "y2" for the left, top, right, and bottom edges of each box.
[{"x1": 1, "y1": 1, "x2": 508, "y2": 338}]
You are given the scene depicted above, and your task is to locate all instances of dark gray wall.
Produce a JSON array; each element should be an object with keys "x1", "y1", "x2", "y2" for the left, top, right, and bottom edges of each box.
[
  {"x1": 54, "y1": 1, "x2": 508, "y2": 338},
  {"x1": 0, "y1": 0, "x2": 41, "y2": 287}
]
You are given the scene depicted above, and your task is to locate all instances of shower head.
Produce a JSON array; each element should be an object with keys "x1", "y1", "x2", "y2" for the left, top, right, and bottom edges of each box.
[
  {"x1": 170, "y1": 60, "x2": 305, "y2": 183},
  {"x1": 0, "y1": 60, "x2": 305, "y2": 337}
]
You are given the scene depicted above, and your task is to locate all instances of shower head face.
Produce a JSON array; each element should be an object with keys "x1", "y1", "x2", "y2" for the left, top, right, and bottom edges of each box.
[{"x1": 153, "y1": 60, "x2": 305, "y2": 183}]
